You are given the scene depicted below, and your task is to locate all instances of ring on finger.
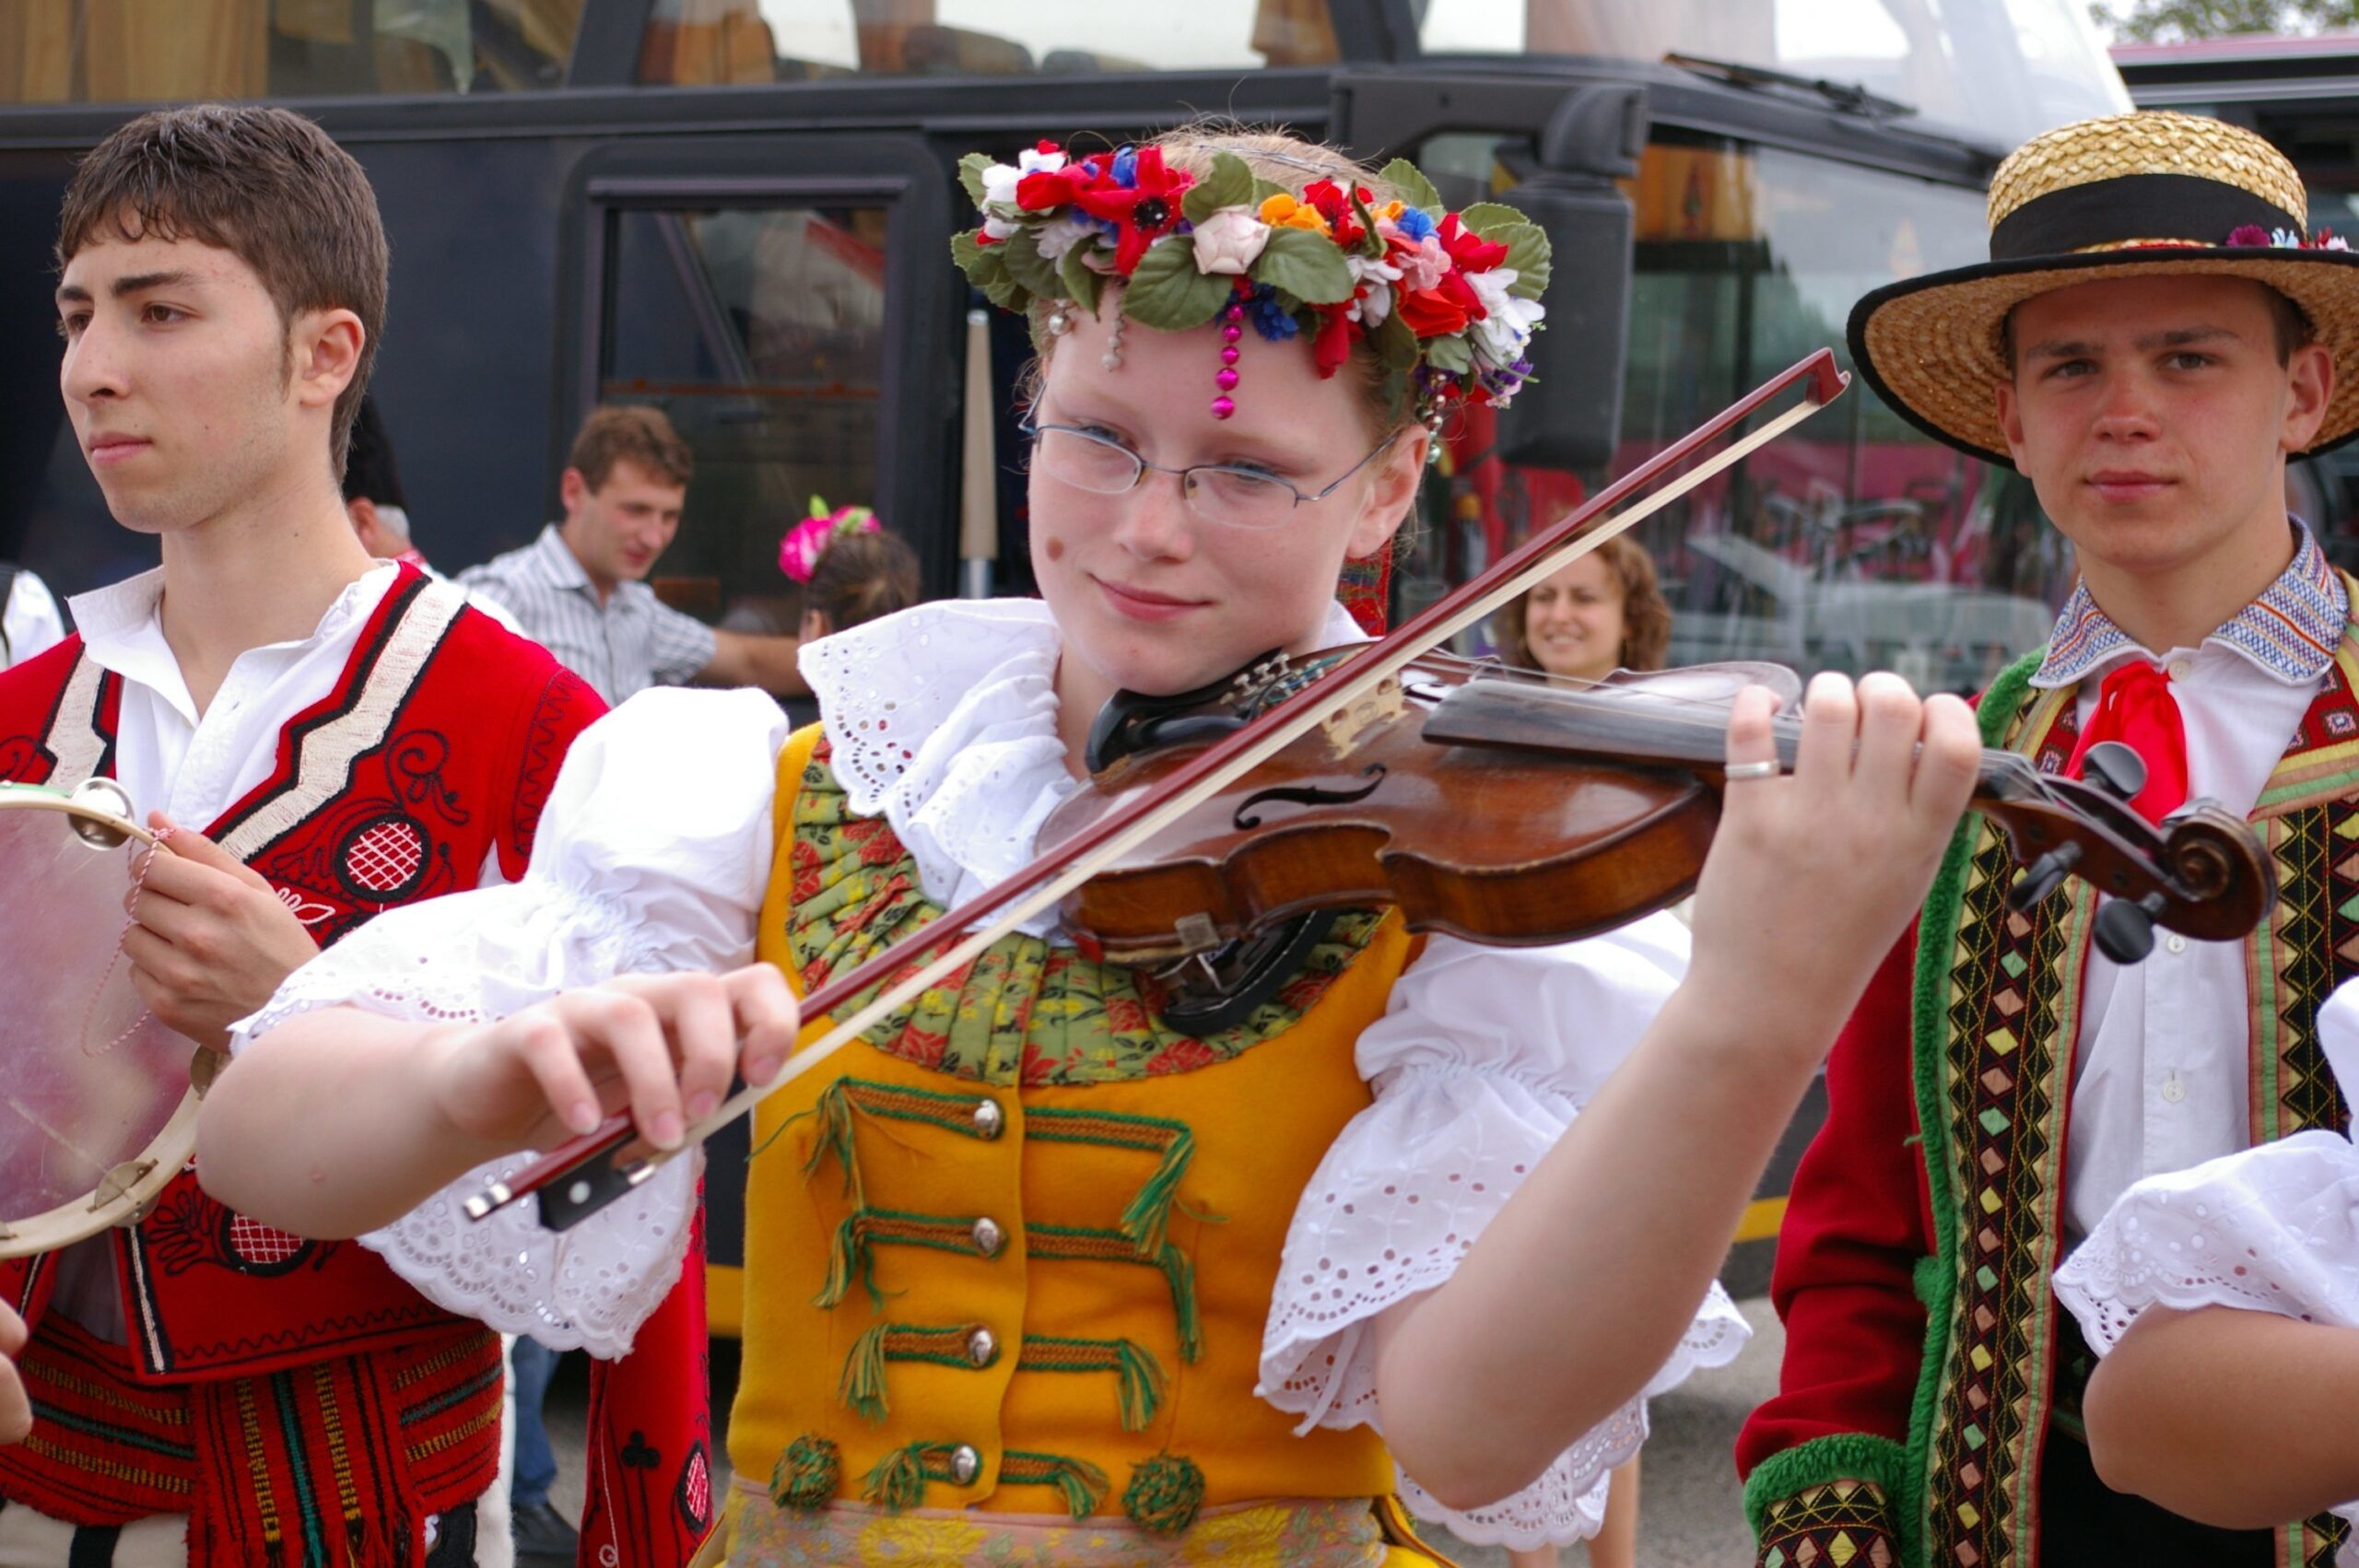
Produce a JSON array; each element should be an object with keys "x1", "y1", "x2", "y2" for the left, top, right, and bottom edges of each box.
[{"x1": 1723, "y1": 760, "x2": 1781, "y2": 781}]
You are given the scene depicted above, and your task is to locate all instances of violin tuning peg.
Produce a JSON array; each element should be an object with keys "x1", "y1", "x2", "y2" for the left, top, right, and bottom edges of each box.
[
  {"x1": 2079, "y1": 741, "x2": 2148, "y2": 805},
  {"x1": 2006, "y1": 842, "x2": 2083, "y2": 912},
  {"x1": 2093, "y1": 892, "x2": 2165, "y2": 965}
]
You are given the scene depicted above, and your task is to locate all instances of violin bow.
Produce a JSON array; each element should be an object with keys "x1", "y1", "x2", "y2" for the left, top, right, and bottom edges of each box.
[{"x1": 473, "y1": 349, "x2": 1850, "y2": 1232}]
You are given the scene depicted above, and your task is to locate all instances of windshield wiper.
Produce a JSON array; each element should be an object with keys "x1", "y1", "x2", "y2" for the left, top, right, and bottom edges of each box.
[{"x1": 1664, "y1": 51, "x2": 1918, "y2": 121}]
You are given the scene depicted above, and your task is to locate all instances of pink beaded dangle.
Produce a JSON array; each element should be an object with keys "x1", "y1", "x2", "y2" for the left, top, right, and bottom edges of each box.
[{"x1": 1212, "y1": 299, "x2": 1243, "y2": 419}]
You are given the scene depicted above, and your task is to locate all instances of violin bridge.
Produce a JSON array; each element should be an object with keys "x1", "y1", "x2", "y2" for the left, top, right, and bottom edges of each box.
[{"x1": 1320, "y1": 679, "x2": 1407, "y2": 758}]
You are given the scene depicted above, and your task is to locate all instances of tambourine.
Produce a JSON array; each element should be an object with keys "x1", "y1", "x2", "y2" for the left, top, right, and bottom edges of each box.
[{"x1": 0, "y1": 778, "x2": 218, "y2": 1258}]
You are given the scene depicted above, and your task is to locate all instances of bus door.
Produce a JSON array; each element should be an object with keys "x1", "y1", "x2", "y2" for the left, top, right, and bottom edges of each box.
[{"x1": 557, "y1": 130, "x2": 960, "y2": 1336}]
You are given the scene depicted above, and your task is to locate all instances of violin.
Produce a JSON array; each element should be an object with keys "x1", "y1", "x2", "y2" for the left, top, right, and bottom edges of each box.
[
  {"x1": 464, "y1": 348, "x2": 2271, "y2": 1235},
  {"x1": 1045, "y1": 650, "x2": 2269, "y2": 1031}
]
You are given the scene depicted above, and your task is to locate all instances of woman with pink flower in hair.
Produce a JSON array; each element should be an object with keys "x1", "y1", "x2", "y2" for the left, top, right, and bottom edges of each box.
[
  {"x1": 774, "y1": 497, "x2": 921, "y2": 731},
  {"x1": 203, "y1": 122, "x2": 1979, "y2": 1565}
]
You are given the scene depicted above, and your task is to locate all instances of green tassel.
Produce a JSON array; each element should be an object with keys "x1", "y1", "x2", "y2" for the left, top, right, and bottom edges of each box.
[
  {"x1": 816, "y1": 1214, "x2": 881, "y2": 1309},
  {"x1": 1114, "y1": 1339, "x2": 1165, "y2": 1433},
  {"x1": 861, "y1": 1443, "x2": 931, "y2": 1513},
  {"x1": 1121, "y1": 1452, "x2": 1204, "y2": 1537},
  {"x1": 802, "y1": 1081, "x2": 865, "y2": 1203},
  {"x1": 769, "y1": 1434, "x2": 840, "y2": 1509},
  {"x1": 1117, "y1": 1127, "x2": 1193, "y2": 1258},
  {"x1": 1044, "y1": 1455, "x2": 1109, "y2": 1521},
  {"x1": 1156, "y1": 1244, "x2": 1204, "y2": 1363},
  {"x1": 839, "y1": 1322, "x2": 890, "y2": 1423}
]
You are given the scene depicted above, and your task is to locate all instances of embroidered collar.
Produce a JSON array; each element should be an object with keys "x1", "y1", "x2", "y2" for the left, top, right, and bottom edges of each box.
[{"x1": 2031, "y1": 524, "x2": 2346, "y2": 689}]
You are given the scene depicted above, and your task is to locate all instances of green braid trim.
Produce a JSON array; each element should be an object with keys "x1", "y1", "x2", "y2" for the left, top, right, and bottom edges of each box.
[
  {"x1": 779, "y1": 1078, "x2": 1006, "y2": 1203},
  {"x1": 1018, "y1": 1335, "x2": 1167, "y2": 1432},
  {"x1": 1900, "y1": 648, "x2": 2040, "y2": 1568},
  {"x1": 860, "y1": 1441, "x2": 968, "y2": 1513},
  {"x1": 769, "y1": 1434, "x2": 841, "y2": 1509},
  {"x1": 1000, "y1": 1451, "x2": 1111, "y2": 1521},
  {"x1": 1122, "y1": 1452, "x2": 1206, "y2": 1537},
  {"x1": 839, "y1": 1322, "x2": 999, "y2": 1423},
  {"x1": 817, "y1": 1209, "x2": 998, "y2": 1310},
  {"x1": 1027, "y1": 1106, "x2": 1203, "y2": 1257},
  {"x1": 1027, "y1": 1223, "x2": 1203, "y2": 1362},
  {"x1": 1742, "y1": 1433, "x2": 1908, "y2": 1541}
]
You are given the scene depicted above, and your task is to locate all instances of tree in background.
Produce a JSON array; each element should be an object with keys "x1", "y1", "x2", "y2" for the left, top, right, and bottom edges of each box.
[{"x1": 2096, "y1": 0, "x2": 2359, "y2": 42}]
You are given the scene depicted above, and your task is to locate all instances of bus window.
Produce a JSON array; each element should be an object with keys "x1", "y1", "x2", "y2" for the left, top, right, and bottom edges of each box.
[
  {"x1": 1399, "y1": 132, "x2": 2075, "y2": 695},
  {"x1": 598, "y1": 202, "x2": 889, "y2": 639},
  {"x1": 637, "y1": 0, "x2": 1338, "y2": 85},
  {"x1": 0, "y1": 0, "x2": 581, "y2": 102}
]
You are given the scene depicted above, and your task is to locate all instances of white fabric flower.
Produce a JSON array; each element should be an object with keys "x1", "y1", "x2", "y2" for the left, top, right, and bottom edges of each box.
[
  {"x1": 1467, "y1": 267, "x2": 1545, "y2": 366},
  {"x1": 981, "y1": 146, "x2": 1068, "y2": 212},
  {"x1": 1034, "y1": 214, "x2": 1096, "y2": 261},
  {"x1": 1346, "y1": 252, "x2": 1402, "y2": 325},
  {"x1": 982, "y1": 214, "x2": 1018, "y2": 241},
  {"x1": 2273, "y1": 227, "x2": 2306, "y2": 249},
  {"x1": 1191, "y1": 206, "x2": 1271, "y2": 275}
]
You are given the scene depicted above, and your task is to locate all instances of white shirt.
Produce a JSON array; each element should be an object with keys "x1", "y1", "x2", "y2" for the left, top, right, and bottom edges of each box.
[
  {"x1": 1, "y1": 568, "x2": 65, "y2": 669},
  {"x1": 2030, "y1": 527, "x2": 2347, "y2": 1239},
  {"x1": 234, "y1": 596, "x2": 1744, "y2": 1550},
  {"x1": 458, "y1": 526, "x2": 716, "y2": 705}
]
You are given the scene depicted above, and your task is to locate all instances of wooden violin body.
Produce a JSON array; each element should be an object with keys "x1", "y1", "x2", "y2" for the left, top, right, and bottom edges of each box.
[{"x1": 1041, "y1": 648, "x2": 2277, "y2": 968}]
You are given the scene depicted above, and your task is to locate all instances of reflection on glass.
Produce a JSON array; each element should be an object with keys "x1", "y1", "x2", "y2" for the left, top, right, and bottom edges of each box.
[
  {"x1": 0, "y1": 0, "x2": 580, "y2": 101},
  {"x1": 1417, "y1": 0, "x2": 2129, "y2": 149},
  {"x1": 1403, "y1": 135, "x2": 2079, "y2": 696},
  {"x1": 603, "y1": 204, "x2": 889, "y2": 637},
  {"x1": 638, "y1": 0, "x2": 1337, "y2": 84}
]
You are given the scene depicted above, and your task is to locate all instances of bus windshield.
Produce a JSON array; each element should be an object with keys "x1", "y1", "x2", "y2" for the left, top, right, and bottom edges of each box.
[{"x1": 1419, "y1": 0, "x2": 2130, "y2": 148}]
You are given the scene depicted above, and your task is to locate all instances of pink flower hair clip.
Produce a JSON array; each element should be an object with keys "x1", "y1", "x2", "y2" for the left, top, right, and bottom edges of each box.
[{"x1": 780, "y1": 497, "x2": 879, "y2": 583}]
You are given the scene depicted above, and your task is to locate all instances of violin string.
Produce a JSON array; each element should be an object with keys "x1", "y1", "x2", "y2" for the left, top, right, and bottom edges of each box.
[{"x1": 1402, "y1": 650, "x2": 2050, "y2": 790}]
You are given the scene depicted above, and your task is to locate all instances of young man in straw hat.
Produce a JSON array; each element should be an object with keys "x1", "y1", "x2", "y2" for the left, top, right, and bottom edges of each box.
[{"x1": 1738, "y1": 110, "x2": 2359, "y2": 1567}]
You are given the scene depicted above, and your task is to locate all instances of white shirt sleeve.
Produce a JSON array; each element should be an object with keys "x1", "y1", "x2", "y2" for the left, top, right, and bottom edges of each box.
[
  {"x1": 227, "y1": 686, "x2": 793, "y2": 1356},
  {"x1": 3, "y1": 569, "x2": 65, "y2": 668},
  {"x1": 1258, "y1": 912, "x2": 1751, "y2": 1549}
]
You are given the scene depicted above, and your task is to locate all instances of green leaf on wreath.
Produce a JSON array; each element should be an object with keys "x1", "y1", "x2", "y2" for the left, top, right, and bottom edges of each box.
[
  {"x1": 1182, "y1": 151, "x2": 1257, "y2": 226},
  {"x1": 1349, "y1": 188, "x2": 1388, "y2": 257},
  {"x1": 1494, "y1": 222, "x2": 1551, "y2": 297},
  {"x1": 1251, "y1": 178, "x2": 1289, "y2": 206},
  {"x1": 958, "y1": 151, "x2": 995, "y2": 210},
  {"x1": 1422, "y1": 333, "x2": 1472, "y2": 374},
  {"x1": 1059, "y1": 245, "x2": 1104, "y2": 318},
  {"x1": 1121, "y1": 239, "x2": 1235, "y2": 331},
  {"x1": 1459, "y1": 202, "x2": 1530, "y2": 239},
  {"x1": 1002, "y1": 228, "x2": 1063, "y2": 299},
  {"x1": 1250, "y1": 226, "x2": 1355, "y2": 305},
  {"x1": 1372, "y1": 309, "x2": 1417, "y2": 372},
  {"x1": 1379, "y1": 158, "x2": 1443, "y2": 216}
]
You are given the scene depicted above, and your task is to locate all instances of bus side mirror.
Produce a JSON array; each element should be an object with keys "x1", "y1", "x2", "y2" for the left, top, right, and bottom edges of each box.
[{"x1": 1495, "y1": 85, "x2": 1645, "y2": 473}]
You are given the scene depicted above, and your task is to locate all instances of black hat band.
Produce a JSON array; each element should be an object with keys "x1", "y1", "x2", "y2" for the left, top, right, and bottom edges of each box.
[{"x1": 1990, "y1": 172, "x2": 2301, "y2": 262}]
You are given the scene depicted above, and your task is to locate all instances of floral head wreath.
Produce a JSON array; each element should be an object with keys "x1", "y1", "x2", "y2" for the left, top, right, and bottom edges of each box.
[
  {"x1": 953, "y1": 142, "x2": 1550, "y2": 431},
  {"x1": 779, "y1": 496, "x2": 879, "y2": 583}
]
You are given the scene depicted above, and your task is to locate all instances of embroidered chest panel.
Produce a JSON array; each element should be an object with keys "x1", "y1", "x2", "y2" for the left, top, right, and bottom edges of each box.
[
  {"x1": 782, "y1": 741, "x2": 1386, "y2": 1086},
  {"x1": 1920, "y1": 659, "x2": 2359, "y2": 1568}
]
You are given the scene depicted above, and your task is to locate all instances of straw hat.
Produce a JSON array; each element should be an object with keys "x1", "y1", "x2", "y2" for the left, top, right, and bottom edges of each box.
[{"x1": 1848, "y1": 111, "x2": 2359, "y2": 467}]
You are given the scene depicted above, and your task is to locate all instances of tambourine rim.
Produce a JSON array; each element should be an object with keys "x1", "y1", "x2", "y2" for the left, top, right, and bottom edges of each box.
[
  {"x1": 0, "y1": 780, "x2": 156, "y2": 847},
  {"x1": 0, "y1": 784, "x2": 194, "y2": 1259}
]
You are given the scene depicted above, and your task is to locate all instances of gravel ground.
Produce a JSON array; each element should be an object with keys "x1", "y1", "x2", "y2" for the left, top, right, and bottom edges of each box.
[{"x1": 546, "y1": 1297, "x2": 1781, "y2": 1566}]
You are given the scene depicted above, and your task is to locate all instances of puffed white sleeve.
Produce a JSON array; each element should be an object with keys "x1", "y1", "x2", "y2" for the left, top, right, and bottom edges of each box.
[
  {"x1": 1258, "y1": 911, "x2": 1751, "y2": 1550},
  {"x1": 226, "y1": 687, "x2": 793, "y2": 1357},
  {"x1": 2053, "y1": 978, "x2": 2359, "y2": 1551}
]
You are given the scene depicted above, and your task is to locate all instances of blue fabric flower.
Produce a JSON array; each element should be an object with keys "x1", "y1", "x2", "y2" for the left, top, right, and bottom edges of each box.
[
  {"x1": 1393, "y1": 206, "x2": 1438, "y2": 241},
  {"x1": 1111, "y1": 146, "x2": 1139, "y2": 188},
  {"x1": 1245, "y1": 284, "x2": 1300, "y2": 341}
]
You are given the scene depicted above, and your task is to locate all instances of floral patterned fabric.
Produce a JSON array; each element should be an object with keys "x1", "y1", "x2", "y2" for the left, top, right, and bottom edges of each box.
[{"x1": 785, "y1": 740, "x2": 1385, "y2": 1086}]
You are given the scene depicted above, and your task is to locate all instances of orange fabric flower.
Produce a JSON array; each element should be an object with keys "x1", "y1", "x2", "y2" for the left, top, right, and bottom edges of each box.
[{"x1": 1258, "y1": 193, "x2": 1331, "y2": 235}]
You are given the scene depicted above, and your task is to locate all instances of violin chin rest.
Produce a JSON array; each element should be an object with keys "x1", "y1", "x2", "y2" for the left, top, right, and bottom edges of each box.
[{"x1": 1149, "y1": 909, "x2": 1340, "y2": 1037}]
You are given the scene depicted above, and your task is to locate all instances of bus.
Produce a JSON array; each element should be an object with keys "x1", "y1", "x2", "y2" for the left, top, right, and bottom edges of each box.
[{"x1": 0, "y1": 0, "x2": 2130, "y2": 1315}]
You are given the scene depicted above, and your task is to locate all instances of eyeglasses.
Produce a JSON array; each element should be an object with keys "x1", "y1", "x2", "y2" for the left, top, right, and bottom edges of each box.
[{"x1": 1021, "y1": 421, "x2": 1401, "y2": 532}]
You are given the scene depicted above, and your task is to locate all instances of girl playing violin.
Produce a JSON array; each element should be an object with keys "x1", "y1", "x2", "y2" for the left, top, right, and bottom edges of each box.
[{"x1": 196, "y1": 126, "x2": 1979, "y2": 1563}]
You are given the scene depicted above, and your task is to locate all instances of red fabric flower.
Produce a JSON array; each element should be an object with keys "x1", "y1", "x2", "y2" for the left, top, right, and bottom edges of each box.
[
  {"x1": 1312, "y1": 301, "x2": 1357, "y2": 378},
  {"x1": 1438, "y1": 213, "x2": 1509, "y2": 272},
  {"x1": 1016, "y1": 152, "x2": 1110, "y2": 212},
  {"x1": 1396, "y1": 284, "x2": 1470, "y2": 337},
  {"x1": 1302, "y1": 179, "x2": 1372, "y2": 248},
  {"x1": 1071, "y1": 146, "x2": 1195, "y2": 275}
]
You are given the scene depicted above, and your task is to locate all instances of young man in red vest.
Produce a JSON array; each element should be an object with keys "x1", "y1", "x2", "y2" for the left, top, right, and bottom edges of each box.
[
  {"x1": 0, "y1": 104, "x2": 708, "y2": 1568},
  {"x1": 1740, "y1": 111, "x2": 2359, "y2": 1568}
]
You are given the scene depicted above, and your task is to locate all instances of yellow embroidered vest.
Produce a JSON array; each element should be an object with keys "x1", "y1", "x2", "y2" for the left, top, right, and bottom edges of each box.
[{"x1": 732, "y1": 725, "x2": 1409, "y2": 1532}]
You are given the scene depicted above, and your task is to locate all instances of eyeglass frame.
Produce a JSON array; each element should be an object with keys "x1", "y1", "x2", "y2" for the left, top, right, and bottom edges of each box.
[{"x1": 1017, "y1": 419, "x2": 1403, "y2": 529}]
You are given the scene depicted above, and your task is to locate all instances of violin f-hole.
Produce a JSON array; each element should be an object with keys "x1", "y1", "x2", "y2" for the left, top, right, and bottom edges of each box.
[{"x1": 1232, "y1": 764, "x2": 1388, "y2": 830}]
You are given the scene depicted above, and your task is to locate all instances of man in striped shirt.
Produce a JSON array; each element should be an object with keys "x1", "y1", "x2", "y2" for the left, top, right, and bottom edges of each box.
[{"x1": 461, "y1": 405, "x2": 806, "y2": 704}]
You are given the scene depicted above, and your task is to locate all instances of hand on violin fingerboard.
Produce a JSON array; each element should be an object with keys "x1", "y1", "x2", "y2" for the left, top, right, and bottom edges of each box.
[{"x1": 1685, "y1": 671, "x2": 1979, "y2": 1060}]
